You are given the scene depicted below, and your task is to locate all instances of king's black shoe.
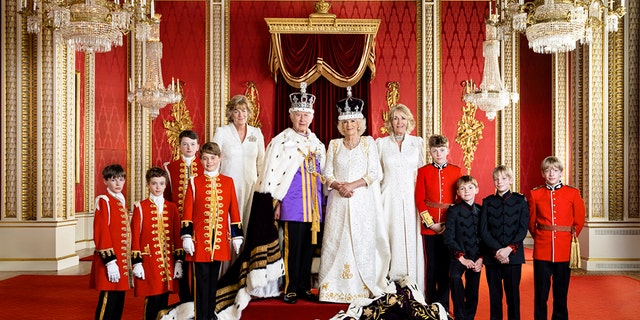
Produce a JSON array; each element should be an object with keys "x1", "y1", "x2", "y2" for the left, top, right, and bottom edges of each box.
[{"x1": 283, "y1": 292, "x2": 298, "y2": 304}]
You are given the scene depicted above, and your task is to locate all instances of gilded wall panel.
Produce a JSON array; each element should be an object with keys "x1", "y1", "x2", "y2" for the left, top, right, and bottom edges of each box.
[
  {"x1": 417, "y1": 0, "x2": 439, "y2": 137},
  {"x1": 628, "y1": 0, "x2": 640, "y2": 219},
  {"x1": 608, "y1": 27, "x2": 625, "y2": 221},
  {"x1": 128, "y1": 38, "x2": 150, "y2": 205},
  {"x1": 496, "y1": 34, "x2": 520, "y2": 191},
  {"x1": 84, "y1": 54, "x2": 96, "y2": 212},
  {"x1": 3, "y1": 0, "x2": 19, "y2": 220},
  {"x1": 206, "y1": 0, "x2": 226, "y2": 138},
  {"x1": 552, "y1": 54, "x2": 569, "y2": 179},
  {"x1": 20, "y1": 29, "x2": 37, "y2": 221},
  {"x1": 41, "y1": 30, "x2": 55, "y2": 219}
]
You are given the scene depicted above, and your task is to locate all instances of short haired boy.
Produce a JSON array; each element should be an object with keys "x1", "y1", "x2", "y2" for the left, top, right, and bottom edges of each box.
[
  {"x1": 480, "y1": 165, "x2": 529, "y2": 320},
  {"x1": 181, "y1": 142, "x2": 244, "y2": 320},
  {"x1": 163, "y1": 129, "x2": 203, "y2": 302},
  {"x1": 90, "y1": 164, "x2": 131, "y2": 320},
  {"x1": 414, "y1": 134, "x2": 462, "y2": 311},
  {"x1": 130, "y1": 167, "x2": 184, "y2": 320},
  {"x1": 443, "y1": 175, "x2": 483, "y2": 320},
  {"x1": 528, "y1": 156, "x2": 585, "y2": 320}
]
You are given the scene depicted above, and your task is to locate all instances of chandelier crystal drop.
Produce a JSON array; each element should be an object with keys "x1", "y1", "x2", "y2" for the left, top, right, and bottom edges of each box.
[
  {"x1": 128, "y1": 17, "x2": 181, "y2": 119},
  {"x1": 20, "y1": 0, "x2": 156, "y2": 53},
  {"x1": 463, "y1": 16, "x2": 518, "y2": 121},
  {"x1": 493, "y1": 0, "x2": 626, "y2": 54}
]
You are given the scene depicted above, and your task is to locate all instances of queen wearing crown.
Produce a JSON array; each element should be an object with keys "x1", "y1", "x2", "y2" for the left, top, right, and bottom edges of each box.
[{"x1": 318, "y1": 87, "x2": 391, "y2": 303}]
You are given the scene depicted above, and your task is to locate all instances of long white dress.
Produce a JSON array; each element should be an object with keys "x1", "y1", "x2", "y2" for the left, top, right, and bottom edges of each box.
[
  {"x1": 376, "y1": 134, "x2": 426, "y2": 292},
  {"x1": 319, "y1": 136, "x2": 388, "y2": 303},
  {"x1": 213, "y1": 123, "x2": 265, "y2": 231}
]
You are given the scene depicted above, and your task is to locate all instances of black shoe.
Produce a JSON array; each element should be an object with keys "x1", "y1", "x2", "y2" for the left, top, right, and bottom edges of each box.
[
  {"x1": 283, "y1": 292, "x2": 298, "y2": 304},
  {"x1": 299, "y1": 290, "x2": 319, "y2": 302}
]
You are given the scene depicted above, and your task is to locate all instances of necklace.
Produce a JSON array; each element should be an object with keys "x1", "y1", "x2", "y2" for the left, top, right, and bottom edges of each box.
[
  {"x1": 344, "y1": 138, "x2": 359, "y2": 149},
  {"x1": 394, "y1": 134, "x2": 404, "y2": 141}
]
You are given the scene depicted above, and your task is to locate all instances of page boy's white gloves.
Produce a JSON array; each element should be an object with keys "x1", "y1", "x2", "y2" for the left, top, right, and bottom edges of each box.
[
  {"x1": 106, "y1": 260, "x2": 120, "y2": 283},
  {"x1": 182, "y1": 235, "x2": 195, "y2": 256},
  {"x1": 174, "y1": 260, "x2": 183, "y2": 279},
  {"x1": 132, "y1": 263, "x2": 145, "y2": 280},
  {"x1": 232, "y1": 238, "x2": 244, "y2": 254}
]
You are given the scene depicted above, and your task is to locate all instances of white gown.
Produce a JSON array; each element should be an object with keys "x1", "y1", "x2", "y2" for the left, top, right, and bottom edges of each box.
[
  {"x1": 376, "y1": 135, "x2": 426, "y2": 293},
  {"x1": 319, "y1": 136, "x2": 389, "y2": 303},
  {"x1": 213, "y1": 124, "x2": 265, "y2": 231}
]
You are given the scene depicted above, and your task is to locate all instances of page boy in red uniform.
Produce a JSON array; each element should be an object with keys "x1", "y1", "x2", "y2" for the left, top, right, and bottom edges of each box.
[
  {"x1": 414, "y1": 134, "x2": 462, "y2": 311},
  {"x1": 130, "y1": 167, "x2": 183, "y2": 320},
  {"x1": 181, "y1": 142, "x2": 244, "y2": 320},
  {"x1": 528, "y1": 156, "x2": 585, "y2": 320},
  {"x1": 164, "y1": 129, "x2": 203, "y2": 302},
  {"x1": 90, "y1": 164, "x2": 131, "y2": 320}
]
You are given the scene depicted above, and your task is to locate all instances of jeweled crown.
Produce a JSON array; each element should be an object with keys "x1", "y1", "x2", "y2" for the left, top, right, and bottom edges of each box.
[
  {"x1": 289, "y1": 82, "x2": 316, "y2": 114},
  {"x1": 337, "y1": 86, "x2": 364, "y2": 120}
]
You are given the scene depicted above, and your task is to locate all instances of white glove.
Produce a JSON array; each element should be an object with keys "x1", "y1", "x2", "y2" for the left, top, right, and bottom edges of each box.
[
  {"x1": 132, "y1": 263, "x2": 145, "y2": 280},
  {"x1": 173, "y1": 260, "x2": 183, "y2": 279},
  {"x1": 106, "y1": 260, "x2": 120, "y2": 283},
  {"x1": 232, "y1": 238, "x2": 244, "y2": 254},
  {"x1": 182, "y1": 235, "x2": 195, "y2": 256}
]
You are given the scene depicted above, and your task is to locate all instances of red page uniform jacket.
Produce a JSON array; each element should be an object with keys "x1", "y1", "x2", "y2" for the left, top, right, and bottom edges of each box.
[
  {"x1": 90, "y1": 193, "x2": 131, "y2": 291},
  {"x1": 131, "y1": 199, "x2": 182, "y2": 297},
  {"x1": 164, "y1": 157, "x2": 204, "y2": 213},
  {"x1": 415, "y1": 163, "x2": 462, "y2": 235},
  {"x1": 528, "y1": 184, "x2": 586, "y2": 262},
  {"x1": 181, "y1": 174, "x2": 243, "y2": 262}
]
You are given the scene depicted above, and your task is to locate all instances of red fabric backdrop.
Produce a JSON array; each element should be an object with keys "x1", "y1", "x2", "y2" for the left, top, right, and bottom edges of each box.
[
  {"x1": 152, "y1": 1, "x2": 207, "y2": 166},
  {"x1": 94, "y1": 43, "x2": 129, "y2": 196},
  {"x1": 441, "y1": 1, "x2": 495, "y2": 197},
  {"x1": 518, "y1": 35, "x2": 552, "y2": 194}
]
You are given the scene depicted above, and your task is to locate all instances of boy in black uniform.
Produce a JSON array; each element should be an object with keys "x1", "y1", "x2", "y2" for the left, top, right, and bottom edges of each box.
[
  {"x1": 443, "y1": 175, "x2": 482, "y2": 320},
  {"x1": 480, "y1": 165, "x2": 529, "y2": 320}
]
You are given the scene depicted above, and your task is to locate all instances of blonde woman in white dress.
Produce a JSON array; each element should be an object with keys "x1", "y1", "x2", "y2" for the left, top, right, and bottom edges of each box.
[
  {"x1": 376, "y1": 104, "x2": 426, "y2": 293},
  {"x1": 319, "y1": 91, "x2": 390, "y2": 303},
  {"x1": 213, "y1": 95, "x2": 265, "y2": 233}
]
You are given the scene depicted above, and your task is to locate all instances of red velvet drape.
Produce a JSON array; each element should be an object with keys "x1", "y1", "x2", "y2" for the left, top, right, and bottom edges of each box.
[
  {"x1": 275, "y1": 70, "x2": 371, "y2": 144},
  {"x1": 274, "y1": 33, "x2": 372, "y2": 144},
  {"x1": 279, "y1": 34, "x2": 367, "y2": 78}
]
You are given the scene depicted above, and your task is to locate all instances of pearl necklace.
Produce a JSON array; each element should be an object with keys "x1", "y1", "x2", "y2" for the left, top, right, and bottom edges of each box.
[{"x1": 344, "y1": 138, "x2": 359, "y2": 149}]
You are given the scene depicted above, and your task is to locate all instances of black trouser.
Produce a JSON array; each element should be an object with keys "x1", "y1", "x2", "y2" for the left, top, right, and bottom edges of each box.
[
  {"x1": 423, "y1": 234, "x2": 450, "y2": 310},
  {"x1": 485, "y1": 264, "x2": 522, "y2": 320},
  {"x1": 94, "y1": 290, "x2": 125, "y2": 320},
  {"x1": 282, "y1": 221, "x2": 314, "y2": 295},
  {"x1": 178, "y1": 262, "x2": 193, "y2": 302},
  {"x1": 194, "y1": 261, "x2": 221, "y2": 320},
  {"x1": 144, "y1": 292, "x2": 169, "y2": 320},
  {"x1": 449, "y1": 260, "x2": 481, "y2": 320},
  {"x1": 533, "y1": 260, "x2": 571, "y2": 320}
]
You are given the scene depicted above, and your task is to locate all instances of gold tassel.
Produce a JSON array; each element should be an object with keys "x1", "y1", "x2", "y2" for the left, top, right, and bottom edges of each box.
[{"x1": 570, "y1": 235, "x2": 581, "y2": 269}]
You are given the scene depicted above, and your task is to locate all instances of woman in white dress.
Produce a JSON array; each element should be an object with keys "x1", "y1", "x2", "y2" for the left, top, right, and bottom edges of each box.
[
  {"x1": 376, "y1": 104, "x2": 426, "y2": 292},
  {"x1": 213, "y1": 95, "x2": 265, "y2": 232},
  {"x1": 318, "y1": 92, "x2": 388, "y2": 303}
]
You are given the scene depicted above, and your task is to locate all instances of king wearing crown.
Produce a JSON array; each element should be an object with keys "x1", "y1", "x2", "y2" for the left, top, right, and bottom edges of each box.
[{"x1": 255, "y1": 82, "x2": 326, "y2": 304}]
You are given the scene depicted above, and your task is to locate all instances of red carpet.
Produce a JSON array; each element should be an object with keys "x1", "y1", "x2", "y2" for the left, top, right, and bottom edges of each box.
[{"x1": 0, "y1": 264, "x2": 638, "y2": 319}]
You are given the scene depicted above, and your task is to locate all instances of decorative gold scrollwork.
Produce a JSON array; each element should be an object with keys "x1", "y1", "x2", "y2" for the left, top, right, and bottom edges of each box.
[
  {"x1": 455, "y1": 100, "x2": 484, "y2": 174},
  {"x1": 244, "y1": 81, "x2": 262, "y2": 128},
  {"x1": 163, "y1": 82, "x2": 194, "y2": 160},
  {"x1": 380, "y1": 81, "x2": 400, "y2": 135}
]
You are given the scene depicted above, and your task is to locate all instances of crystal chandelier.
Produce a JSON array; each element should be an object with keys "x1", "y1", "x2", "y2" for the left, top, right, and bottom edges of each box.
[
  {"x1": 19, "y1": 0, "x2": 157, "y2": 53},
  {"x1": 127, "y1": 15, "x2": 181, "y2": 119},
  {"x1": 494, "y1": 0, "x2": 626, "y2": 54},
  {"x1": 463, "y1": 14, "x2": 518, "y2": 121}
]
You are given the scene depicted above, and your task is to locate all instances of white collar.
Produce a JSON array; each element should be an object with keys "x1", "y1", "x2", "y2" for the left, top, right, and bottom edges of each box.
[
  {"x1": 107, "y1": 190, "x2": 125, "y2": 205},
  {"x1": 149, "y1": 194, "x2": 164, "y2": 208},
  {"x1": 183, "y1": 155, "x2": 195, "y2": 166},
  {"x1": 204, "y1": 169, "x2": 219, "y2": 177}
]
